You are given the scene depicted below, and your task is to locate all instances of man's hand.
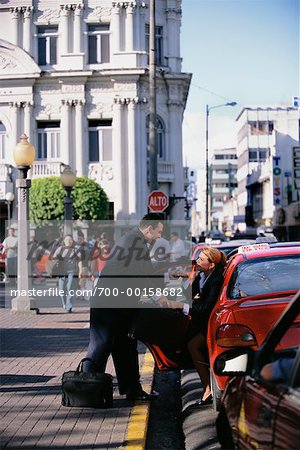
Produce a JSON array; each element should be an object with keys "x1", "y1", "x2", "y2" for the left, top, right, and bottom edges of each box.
[
  {"x1": 157, "y1": 295, "x2": 169, "y2": 307},
  {"x1": 168, "y1": 301, "x2": 184, "y2": 310}
]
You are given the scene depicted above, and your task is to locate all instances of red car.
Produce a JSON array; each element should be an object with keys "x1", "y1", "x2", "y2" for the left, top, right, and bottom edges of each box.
[
  {"x1": 215, "y1": 291, "x2": 300, "y2": 449},
  {"x1": 207, "y1": 244, "x2": 300, "y2": 409}
]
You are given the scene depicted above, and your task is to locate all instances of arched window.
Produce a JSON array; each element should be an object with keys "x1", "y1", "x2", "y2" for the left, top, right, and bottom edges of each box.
[
  {"x1": 146, "y1": 115, "x2": 165, "y2": 160},
  {"x1": 0, "y1": 122, "x2": 6, "y2": 160}
]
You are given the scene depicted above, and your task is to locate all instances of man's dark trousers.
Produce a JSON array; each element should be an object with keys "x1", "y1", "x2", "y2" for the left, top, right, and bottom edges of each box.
[{"x1": 85, "y1": 307, "x2": 140, "y2": 395}]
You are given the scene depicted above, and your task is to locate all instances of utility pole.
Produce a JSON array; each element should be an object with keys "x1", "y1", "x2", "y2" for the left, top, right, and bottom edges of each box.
[{"x1": 149, "y1": 0, "x2": 158, "y2": 191}]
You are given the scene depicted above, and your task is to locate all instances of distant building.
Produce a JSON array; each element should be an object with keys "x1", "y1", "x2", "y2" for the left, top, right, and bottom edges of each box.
[
  {"x1": 210, "y1": 147, "x2": 237, "y2": 231},
  {"x1": 0, "y1": 0, "x2": 191, "y2": 239},
  {"x1": 236, "y1": 106, "x2": 299, "y2": 239}
]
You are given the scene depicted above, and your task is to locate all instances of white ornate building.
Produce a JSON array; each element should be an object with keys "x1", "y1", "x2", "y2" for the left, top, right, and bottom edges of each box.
[{"x1": 0, "y1": 0, "x2": 191, "y2": 237}]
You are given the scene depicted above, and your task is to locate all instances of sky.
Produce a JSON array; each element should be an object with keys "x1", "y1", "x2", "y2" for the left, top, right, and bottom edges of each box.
[{"x1": 181, "y1": 0, "x2": 299, "y2": 174}]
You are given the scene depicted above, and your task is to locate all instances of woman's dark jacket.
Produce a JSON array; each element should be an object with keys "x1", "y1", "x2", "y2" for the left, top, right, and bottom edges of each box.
[{"x1": 188, "y1": 266, "x2": 224, "y2": 337}]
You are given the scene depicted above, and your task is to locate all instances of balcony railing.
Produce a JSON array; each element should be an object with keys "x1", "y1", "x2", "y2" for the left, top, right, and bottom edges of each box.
[
  {"x1": 30, "y1": 162, "x2": 63, "y2": 178},
  {"x1": 147, "y1": 160, "x2": 175, "y2": 182}
]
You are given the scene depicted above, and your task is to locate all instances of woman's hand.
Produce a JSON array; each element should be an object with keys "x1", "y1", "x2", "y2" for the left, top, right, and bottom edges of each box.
[{"x1": 168, "y1": 301, "x2": 184, "y2": 310}]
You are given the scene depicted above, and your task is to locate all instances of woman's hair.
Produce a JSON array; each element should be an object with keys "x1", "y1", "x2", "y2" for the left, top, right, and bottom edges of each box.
[{"x1": 202, "y1": 247, "x2": 226, "y2": 267}]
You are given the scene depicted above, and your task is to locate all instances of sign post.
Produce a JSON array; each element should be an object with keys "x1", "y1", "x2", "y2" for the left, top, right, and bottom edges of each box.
[{"x1": 147, "y1": 190, "x2": 169, "y2": 212}]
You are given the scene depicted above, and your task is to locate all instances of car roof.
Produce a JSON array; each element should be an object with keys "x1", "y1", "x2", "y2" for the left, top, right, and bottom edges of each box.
[{"x1": 232, "y1": 246, "x2": 300, "y2": 262}]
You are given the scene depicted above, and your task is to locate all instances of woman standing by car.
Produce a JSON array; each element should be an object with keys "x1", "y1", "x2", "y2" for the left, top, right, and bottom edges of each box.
[
  {"x1": 53, "y1": 235, "x2": 82, "y2": 313},
  {"x1": 161, "y1": 247, "x2": 226, "y2": 406}
]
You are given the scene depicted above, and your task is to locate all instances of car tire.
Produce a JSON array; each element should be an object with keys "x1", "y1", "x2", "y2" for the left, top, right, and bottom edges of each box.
[
  {"x1": 0, "y1": 271, "x2": 7, "y2": 284},
  {"x1": 216, "y1": 407, "x2": 234, "y2": 450},
  {"x1": 210, "y1": 372, "x2": 222, "y2": 411}
]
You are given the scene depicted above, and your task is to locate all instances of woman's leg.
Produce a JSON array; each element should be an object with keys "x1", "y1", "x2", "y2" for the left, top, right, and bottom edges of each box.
[
  {"x1": 65, "y1": 272, "x2": 74, "y2": 311},
  {"x1": 187, "y1": 333, "x2": 211, "y2": 400},
  {"x1": 58, "y1": 276, "x2": 66, "y2": 308}
]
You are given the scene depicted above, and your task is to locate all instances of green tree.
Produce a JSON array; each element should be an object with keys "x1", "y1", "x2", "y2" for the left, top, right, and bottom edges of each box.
[{"x1": 29, "y1": 176, "x2": 108, "y2": 225}]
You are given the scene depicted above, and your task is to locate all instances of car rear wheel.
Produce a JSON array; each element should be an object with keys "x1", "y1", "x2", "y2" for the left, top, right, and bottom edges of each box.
[
  {"x1": 210, "y1": 372, "x2": 222, "y2": 411},
  {"x1": 0, "y1": 271, "x2": 7, "y2": 283},
  {"x1": 216, "y1": 407, "x2": 234, "y2": 449}
]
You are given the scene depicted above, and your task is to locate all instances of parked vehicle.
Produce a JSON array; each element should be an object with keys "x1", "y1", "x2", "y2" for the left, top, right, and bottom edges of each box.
[
  {"x1": 191, "y1": 239, "x2": 256, "y2": 261},
  {"x1": 215, "y1": 290, "x2": 300, "y2": 449},
  {"x1": 207, "y1": 244, "x2": 300, "y2": 410}
]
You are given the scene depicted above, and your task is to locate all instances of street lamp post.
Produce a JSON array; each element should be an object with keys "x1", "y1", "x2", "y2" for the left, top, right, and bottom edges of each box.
[
  {"x1": 60, "y1": 166, "x2": 76, "y2": 236},
  {"x1": 5, "y1": 191, "x2": 15, "y2": 229},
  {"x1": 11, "y1": 134, "x2": 38, "y2": 313},
  {"x1": 205, "y1": 102, "x2": 237, "y2": 235}
]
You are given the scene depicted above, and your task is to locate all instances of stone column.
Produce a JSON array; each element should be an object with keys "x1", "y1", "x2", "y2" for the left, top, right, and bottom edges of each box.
[
  {"x1": 74, "y1": 4, "x2": 83, "y2": 53},
  {"x1": 139, "y1": 3, "x2": 147, "y2": 53},
  {"x1": 24, "y1": 102, "x2": 33, "y2": 141},
  {"x1": 168, "y1": 101, "x2": 185, "y2": 219},
  {"x1": 127, "y1": 99, "x2": 137, "y2": 216},
  {"x1": 166, "y1": 7, "x2": 182, "y2": 71},
  {"x1": 10, "y1": 8, "x2": 20, "y2": 46},
  {"x1": 111, "y1": 3, "x2": 121, "y2": 53},
  {"x1": 10, "y1": 102, "x2": 19, "y2": 155},
  {"x1": 126, "y1": 5, "x2": 135, "y2": 51},
  {"x1": 139, "y1": 101, "x2": 148, "y2": 216},
  {"x1": 23, "y1": 6, "x2": 33, "y2": 54},
  {"x1": 60, "y1": 100, "x2": 71, "y2": 165},
  {"x1": 113, "y1": 98, "x2": 125, "y2": 218},
  {"x1": 74, "y1": 100, "x2": 84, "y2": 175},
  {"x1": 60, "y1": 6, "x2": 69, "y2": 54}
]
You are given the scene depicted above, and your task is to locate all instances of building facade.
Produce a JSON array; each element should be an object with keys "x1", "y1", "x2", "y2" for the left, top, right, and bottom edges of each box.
[
  {"x1": 210, "y1": 147, "x2": 237, "y2": 231},
  {"x1": 0, "y1": 0, "x2": 191, "y2": 238},
  {"x1": 236, "y1": 106, "x2": 300, "y2": 238}
]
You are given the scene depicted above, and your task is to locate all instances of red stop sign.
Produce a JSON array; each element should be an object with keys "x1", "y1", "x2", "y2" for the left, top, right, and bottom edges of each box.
[{"x1": 147, "y1": 191, "x2": 169, "y2": 212}]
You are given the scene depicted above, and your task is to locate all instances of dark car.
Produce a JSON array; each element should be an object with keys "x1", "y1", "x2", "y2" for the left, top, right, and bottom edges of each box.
[{"x1": 214, "y1": 290, "x2": 300, "y2": 449}]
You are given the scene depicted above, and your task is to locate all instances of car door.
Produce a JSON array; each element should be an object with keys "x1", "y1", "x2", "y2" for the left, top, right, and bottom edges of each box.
[
  {"x1": 238, "y1": 377, "x2": 280, "y2": 449},
  {"x1": 272, "y1": 350, "x2": 300, "y2": 448}
]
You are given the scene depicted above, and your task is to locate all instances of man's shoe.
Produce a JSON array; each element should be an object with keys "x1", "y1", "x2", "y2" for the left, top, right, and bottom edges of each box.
[{"x1": 126, "y1": 389, "x2": 160, "y2": 401}]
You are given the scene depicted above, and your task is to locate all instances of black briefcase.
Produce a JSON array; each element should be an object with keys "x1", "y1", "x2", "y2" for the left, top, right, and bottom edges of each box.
[{"x1": 62, "y1": 358, "x2": 113, "y2": 408}]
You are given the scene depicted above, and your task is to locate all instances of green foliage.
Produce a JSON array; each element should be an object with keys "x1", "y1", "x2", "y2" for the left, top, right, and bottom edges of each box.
[{"x1": 29, "y1": 176, "x2": 109, "y2": 225}]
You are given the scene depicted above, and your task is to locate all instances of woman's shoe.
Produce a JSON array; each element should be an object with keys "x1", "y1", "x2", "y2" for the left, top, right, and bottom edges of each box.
[
  {"x1": 196, "y1": 394, "x2": 213, "y2": 406},
  {"x1": 66, "y1": 308, "x2": 72, "y2": 313}
]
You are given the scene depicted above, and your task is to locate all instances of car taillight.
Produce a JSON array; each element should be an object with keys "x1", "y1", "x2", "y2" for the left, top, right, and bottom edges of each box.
[{"x1": 216, "y1": 324, "x2": 257, "y2": 348}]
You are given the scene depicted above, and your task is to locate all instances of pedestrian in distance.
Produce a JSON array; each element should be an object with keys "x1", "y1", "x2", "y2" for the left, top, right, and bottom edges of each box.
[
  {"x1": 83, "y1": 213, "x2": 169, "y2": 401},
  {"x1": 169, "y1": 231, "x2": 186, "y2": 262},
  {"x1": 1, "y1": 227, "x2": 18, "y2": 285},
  {"x1": 162, "y1": 246, "x2": 226, "y2": 406},
  {"x1": 53, "y1": 234, "x2": 83, "y2": 313}
]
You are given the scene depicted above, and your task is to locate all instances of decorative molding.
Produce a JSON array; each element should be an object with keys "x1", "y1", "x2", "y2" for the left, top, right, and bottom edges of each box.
[
  {"x1": 114, "y1": 82, "x2": 137, "y2": 91},
  {"x1": 61, "y1": 84, "x2": 84, "y2": 93},
  {"x1": 114, "y1": 96, "x2": 147, "y2": 105},
  {"x1": 0, "y1": 55, "x2": 18, "y2": 71},
  {"x1": 36, "y1": 103, "x2": 60, "y2": 118},
  {"x1": 37, "y1": 8, "x2": 60, "y2": 23},
  {"x1": 89, "y1": 164, "x2": 114, "y2": 182},
  {"x1": 87, "y1": 6, "x2": 112, "y2": 21},
  {"x1": 36, "y1": 85, "x2": 61, "y2": 94},
  {"x1": 166, "y1": 7, "x2": 182, "y2": 18},
  {"x1": 112, "y1": 1, "x2": 147, "y2": 8},
  {"x1": 88, "y1": 102, "x2": 113, "y2": 116},
  {"x1": 88, "y1": 83, "x2": 113, "y2": 93},
  {"x1": 24, "y1": 6, "x2": 34, "y2": 18}
]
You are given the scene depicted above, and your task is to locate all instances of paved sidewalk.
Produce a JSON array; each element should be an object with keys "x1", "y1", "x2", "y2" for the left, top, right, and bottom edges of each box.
[{"x1": 0, "y1": 306, "x2": 152, "y2": 450}]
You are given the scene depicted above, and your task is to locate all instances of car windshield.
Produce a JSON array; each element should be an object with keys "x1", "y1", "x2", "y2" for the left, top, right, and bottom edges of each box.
[{"x1": 228, "y1": 255, "x2": 300, "y2": 299}]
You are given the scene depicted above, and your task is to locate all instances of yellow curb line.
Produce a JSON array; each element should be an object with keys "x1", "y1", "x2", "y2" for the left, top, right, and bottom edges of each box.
[{"x1": 125, "y1": 350, "x2": 154, "y2": 450}]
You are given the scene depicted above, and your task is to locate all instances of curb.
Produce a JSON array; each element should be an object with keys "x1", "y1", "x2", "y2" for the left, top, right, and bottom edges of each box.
[{"x1": 125, "y1": 351, "x2": 154, "y2": 449}]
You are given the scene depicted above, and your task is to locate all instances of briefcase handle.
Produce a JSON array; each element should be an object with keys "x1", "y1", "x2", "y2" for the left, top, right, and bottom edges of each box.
[{"x1": 76, "y1": 357, "x2": 99, "y2": 374}]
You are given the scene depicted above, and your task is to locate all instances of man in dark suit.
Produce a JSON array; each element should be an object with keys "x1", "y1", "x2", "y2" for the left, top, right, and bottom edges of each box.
[{"x1": 84, "y1": 213, "x2": 168, "y2": 400}]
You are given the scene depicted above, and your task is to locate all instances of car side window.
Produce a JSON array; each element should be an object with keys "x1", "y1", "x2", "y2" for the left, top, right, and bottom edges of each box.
[{"x1": 260, "y1": 319, "x2": 300, "y2": 386}]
